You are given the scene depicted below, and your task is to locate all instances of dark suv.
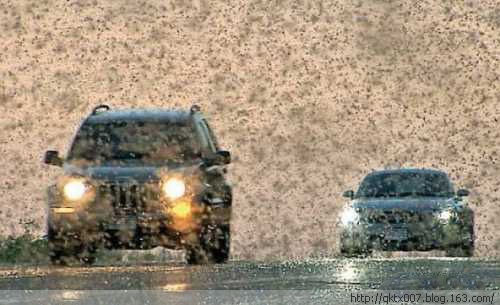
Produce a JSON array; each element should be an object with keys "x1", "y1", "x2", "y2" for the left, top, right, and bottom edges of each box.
[{"x1": 43, "y1": 105, "x2": 232, "y2": 265}]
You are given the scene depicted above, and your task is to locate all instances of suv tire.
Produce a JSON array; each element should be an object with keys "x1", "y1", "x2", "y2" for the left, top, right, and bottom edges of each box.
[
  {"x1": 186, "y1": 224, "x2": 230, "y2": 265},
  {"x1": 48, "y1": 228, "x2": 97, "y2": 265}
]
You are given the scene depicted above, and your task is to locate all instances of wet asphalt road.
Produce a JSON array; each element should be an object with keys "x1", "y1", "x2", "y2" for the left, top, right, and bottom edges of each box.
[{"x1": 0, "y1": 258, "x2": 498, "y2": 304}]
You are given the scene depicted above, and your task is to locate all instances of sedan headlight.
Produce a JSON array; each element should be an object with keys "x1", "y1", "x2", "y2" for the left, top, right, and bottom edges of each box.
[
  {"x1": 63, "y1": 179, "x2": 87, "y2": 201},
  {"x1": 162, "y1": 177, "x2": 186, "y2": 200},
  {"x1": 341, "y1": 207, "x2": 360, "y2": 226},
  {"x1": 437, "y1": 210, "x2": 452, "y2": 223}
]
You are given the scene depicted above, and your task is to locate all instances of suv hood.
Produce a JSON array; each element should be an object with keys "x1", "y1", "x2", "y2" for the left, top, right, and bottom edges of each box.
[
  {"x1": 63, "y1": 163, "x2": 202, "y2": 183},
  {"x1": 352, "y1": 197, "x2": 457, "y2": 212}
]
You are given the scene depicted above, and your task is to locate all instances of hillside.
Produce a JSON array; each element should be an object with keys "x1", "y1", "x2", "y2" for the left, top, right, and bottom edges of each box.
[{"x1": 0, "y1": 0, "x2": 498, "y2": 259}]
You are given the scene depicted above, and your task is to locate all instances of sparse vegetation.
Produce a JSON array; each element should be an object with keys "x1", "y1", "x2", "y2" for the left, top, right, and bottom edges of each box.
[
  {"x1": 0, "y1": 235, "x2": 48, "y2": 265},
  {"x1": 0, "y1": 235, "x2": 181, "y2": 266}
]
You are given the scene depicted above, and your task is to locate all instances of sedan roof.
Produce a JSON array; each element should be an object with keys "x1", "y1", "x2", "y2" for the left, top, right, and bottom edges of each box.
[{"x1": 367, "y1": 168, "x2": 448, "y2": 177}]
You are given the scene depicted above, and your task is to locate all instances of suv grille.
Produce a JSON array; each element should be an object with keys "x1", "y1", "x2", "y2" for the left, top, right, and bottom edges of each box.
[{"x1": 99, "y1": 183, "x2": 146, "y2": 215}]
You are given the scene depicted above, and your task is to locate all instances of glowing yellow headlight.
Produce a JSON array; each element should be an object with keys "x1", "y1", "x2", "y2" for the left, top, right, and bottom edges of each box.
[
  {"x1": 63, "y1": 180, "x2": 87, "y2": 201},
  {"x1": 170, "y1": 200, "x2": 192, "y2": 218},
  {"x1": 162, "y1": 178, "x2": 186, "y2": 200}
]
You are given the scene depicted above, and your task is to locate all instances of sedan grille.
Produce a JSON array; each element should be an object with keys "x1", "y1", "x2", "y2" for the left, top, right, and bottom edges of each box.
[{"x1": 365, "y1": 210, "x2": 433, "y2": 224}]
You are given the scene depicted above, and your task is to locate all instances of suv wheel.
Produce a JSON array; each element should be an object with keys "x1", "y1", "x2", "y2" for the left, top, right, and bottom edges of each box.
[
  {"x1": 48, "y1": 228, "x2": 97, "y2": 265},
  {"x1": 186, "y1": 224, "x2": 230, "y2": 265}
]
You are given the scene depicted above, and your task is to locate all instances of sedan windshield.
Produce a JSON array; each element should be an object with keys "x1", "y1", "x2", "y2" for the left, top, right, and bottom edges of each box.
[
  {"x1": 356, "y1": 172, "x2": 454, "y2": 198},
  {"x1": 68, "y1": 121, "x2": 202, "y2": 164}
]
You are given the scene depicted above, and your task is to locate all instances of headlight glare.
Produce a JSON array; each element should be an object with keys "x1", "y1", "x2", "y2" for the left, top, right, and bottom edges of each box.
[
  {"x1": 438, "y1": 210, "x2": 452, "y2": 222},
  {"x1": 162, "y1": 178, "x2": 186, "y2": 200},
  {"x1": 341, "y1": 207, "x2": 359, "y2": 226},
  {"x1": 170, "y1": 200, "x2": 192, "y2": 218},
  {"x1": 63, "y1": 180, "x2": 87, "y2": 201}
]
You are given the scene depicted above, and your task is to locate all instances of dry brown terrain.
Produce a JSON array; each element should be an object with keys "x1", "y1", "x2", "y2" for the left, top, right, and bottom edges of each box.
[{"x1": 0, "y1": 0, "x2": 498, "y2": 259}]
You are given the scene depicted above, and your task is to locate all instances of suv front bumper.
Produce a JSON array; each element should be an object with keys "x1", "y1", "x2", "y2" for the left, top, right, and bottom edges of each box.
[{"x1": 48, "y1": 204, "x2": 232, "y2": 249}]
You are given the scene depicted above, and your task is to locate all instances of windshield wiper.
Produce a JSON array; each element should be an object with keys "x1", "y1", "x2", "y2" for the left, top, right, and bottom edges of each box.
[
  {"x1": 394, "y1": 192, "x2": 444, "y2": 197},
  {"x1": 358, "y1": 193, "x2": 395, "y2": 198},
  {"x1": 111, "y1": 150, "x2": 148, "y2": 160},
  {"x1": 396, "y1": 192, "x2": 417, "y2": 197},
  {"x1": 413, "y1": 192, "x2": 448, "y2": 197}
]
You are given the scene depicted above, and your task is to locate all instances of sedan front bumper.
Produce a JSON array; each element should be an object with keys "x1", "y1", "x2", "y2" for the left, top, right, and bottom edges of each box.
[{"x1": 341, "y1": 221, "x2": 472, "y2": 251}]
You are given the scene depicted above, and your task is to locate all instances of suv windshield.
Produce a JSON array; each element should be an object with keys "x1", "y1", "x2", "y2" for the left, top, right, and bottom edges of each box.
[
  {"x1": 356, "y1": 172, "x2": 454, "y2": 198},
  {"x1": 67, "y1": 121, "x2": 201, "y2": 164}
]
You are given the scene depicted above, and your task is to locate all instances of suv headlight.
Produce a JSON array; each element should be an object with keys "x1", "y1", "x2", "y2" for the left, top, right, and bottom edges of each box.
[
  {"x1": 62, "y1": 179, "x2": 89, "y2": 201},
  {"x1": 162, "y1": 177, "x2": 186, "y2": 200},
  {"x1": 341, "y1": 207, "x2": 360, "y2": 226}
]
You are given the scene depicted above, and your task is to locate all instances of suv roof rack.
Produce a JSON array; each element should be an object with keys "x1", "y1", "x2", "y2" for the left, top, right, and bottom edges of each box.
[
  {"x1": 190, "y1": 104, "x2": 201, "y2": 114},
  {"x1": 91, "y1": 105, "x2": 111, "y2": 115}
]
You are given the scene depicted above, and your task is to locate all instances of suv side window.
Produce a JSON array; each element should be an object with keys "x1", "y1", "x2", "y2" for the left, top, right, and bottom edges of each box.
[
  {"x1": 193, "y1": 116, "x2": 214, "y2": 154},
  {"x1": 202, "y1": 119, "x2": 219, "y2": 150}
]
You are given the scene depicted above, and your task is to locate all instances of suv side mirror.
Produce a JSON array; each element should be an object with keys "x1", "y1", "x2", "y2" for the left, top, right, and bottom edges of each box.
[
  {"x1": 44, "y1": 150, "x2": 63, "y2": 167},
  {"x1": 343, "y1": 190, "x2": 354, "y2": 199},
  {"x1": 456, "y1": 189, "x2": 470, "y2": 197},
  {"x1": 204, "y1": 150, "x2": 231, "y2": 166}
]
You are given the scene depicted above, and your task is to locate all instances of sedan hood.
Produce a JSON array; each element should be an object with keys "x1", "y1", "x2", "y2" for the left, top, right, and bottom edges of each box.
[{"x1": 352, "y1": 197, "x2": 456, "y2": 212}]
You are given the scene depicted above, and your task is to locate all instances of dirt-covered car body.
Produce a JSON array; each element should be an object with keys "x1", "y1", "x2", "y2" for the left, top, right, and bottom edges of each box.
[
  {"x1": 44, "y1": 105, "x2": 232, "y2": 264},
  {"x1": 339, "y1": 169, "x2": 474, "y2": 257}
]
